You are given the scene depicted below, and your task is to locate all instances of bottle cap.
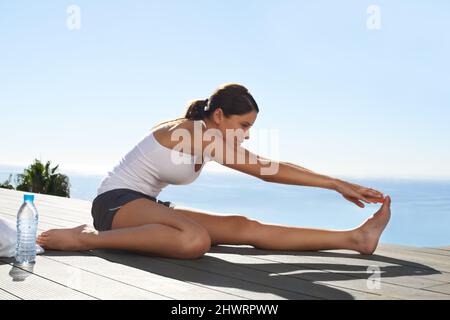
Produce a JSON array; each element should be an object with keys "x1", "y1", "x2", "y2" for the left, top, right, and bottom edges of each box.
[{"x1": 24, "y1": 194, "x2": 34, "y2": 202}]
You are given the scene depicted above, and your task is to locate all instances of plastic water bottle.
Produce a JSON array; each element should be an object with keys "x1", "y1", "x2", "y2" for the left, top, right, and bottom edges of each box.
[{"x1": 15, "y1": 194, "x2": 39, "y2": 264}]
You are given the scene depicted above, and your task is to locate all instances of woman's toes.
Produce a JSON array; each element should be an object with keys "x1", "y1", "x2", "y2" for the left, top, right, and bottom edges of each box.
[
  {"x1": 37, "y1": 233, "x2": 45, "y2": 238},
  {"x1": 36, "y1": 239, "x2": 46, "y2": 247},
  {"x1": 37, "y1": 233, "x2": 50, "y2": 246}
]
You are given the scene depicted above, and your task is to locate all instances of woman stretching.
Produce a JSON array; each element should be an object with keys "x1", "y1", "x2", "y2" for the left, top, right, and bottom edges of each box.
[{"x1": 37, "y1": 83, "x2": 391, "y2": 259}]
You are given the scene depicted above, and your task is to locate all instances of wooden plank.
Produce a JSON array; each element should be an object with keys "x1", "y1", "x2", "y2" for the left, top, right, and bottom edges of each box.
[
  {"x1": 380, "y1": 243, "x2": 450, "y2": 257},
  {"x1": 0, "y1": 207, "x2": 88, "y2": 228},
  {"x1": 0, "y1": 189, "x2": 92, "y2": 216},
  {"x1": 371, "y1": 245, "x2": 450, "y2": 273},
  {"x1": 83, "y1": 249, "x2": 318, "y2": 300},
  {"x1": 206, "y1": 247, "x2": 441, "y2": 293},
  {"x1": 44, "y1": 250, "x2": 253, "y2": 300},
  {"x1": 314, "y1": 278, "x2": 449, "y2": 300},
  {"x1": 0, "y1": 256, "x2": 167, "y2": 300},
  {"x1": 0, "y1": 188, "x2": 92, "y2": 208},
  {"x1": 210, "y1": 245, "x2": 450, "y2": 286},
  {"x1": 422, "y1": 283, "x2": 450, "y2": 295},
  {"x1": 297, "y1": 247, "x2": 450, "y2": 283},
  {"x1": 428, "y1": 247, "x2": 450, "y2": 254},
  {"x1": 0, "y1": 211, "x2": 72, "y2": 230},
  {"x1": 0, "y1": 191, "x2": 92, "y2": 230},
  {"x1": 0, "y1": 211, "x2": 70, "y2": 227},
  {"x1": 159, "y1": 248, "x2": 386, "y2": 300},
  {"x1": 208, "y1": 246, "x2": 450, "y2": 299},
  {"x1": 0, "y1": 288, "x2": 21, "y2": 300},
  {"x1": 417, "y1": 248, "x2": 450, "y2": 257},
  {"x1": 0, "y1": 197, "x2": 90, "y2": 230},
  {"x1": 0, "y1": 197, "x2": 90, "y2": 217},
  {"x1": 0, "y1": 198, "x2": 91, "y2": 225},
  {"x1": 0, "y1": 262, "x2": 95, "y2": 300}
]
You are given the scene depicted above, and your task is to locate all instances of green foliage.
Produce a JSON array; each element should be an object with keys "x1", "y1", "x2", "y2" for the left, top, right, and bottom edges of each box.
[{"x1": 5, "y1": 159, "x2": 71, "y2": 198}]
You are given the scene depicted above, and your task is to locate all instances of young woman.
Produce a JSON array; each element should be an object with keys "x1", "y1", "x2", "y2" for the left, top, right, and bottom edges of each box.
[{"x1": 37, "y1": 83, "x2": 390, "y2": 259}]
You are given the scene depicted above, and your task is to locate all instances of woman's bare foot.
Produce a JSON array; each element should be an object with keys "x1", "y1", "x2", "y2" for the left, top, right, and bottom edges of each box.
[
  {"x1": 36, "y1": 224, "x2": 98, "y2": 251},
  {"x1": 352, "y1": 196, "x2": 391, "y2": 255}
]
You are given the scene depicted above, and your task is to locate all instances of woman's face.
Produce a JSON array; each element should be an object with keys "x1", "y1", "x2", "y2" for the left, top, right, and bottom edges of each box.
[{"x1": 209, "y1": 109, "x2": 258, "y2": 145}]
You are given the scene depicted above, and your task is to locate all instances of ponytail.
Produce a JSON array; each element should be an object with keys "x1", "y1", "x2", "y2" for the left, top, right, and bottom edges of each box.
[{"x1": 184, "y1": 99, "x2": 209, "y2": 120}]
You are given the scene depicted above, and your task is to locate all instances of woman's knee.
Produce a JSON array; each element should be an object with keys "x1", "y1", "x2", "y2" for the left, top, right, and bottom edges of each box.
[
  {"x1": 226, "y1": 215, "x2": 260, "y2": 242},
  {"x1": 179, "y1": 229, "x2": 211, "y2": 259}
]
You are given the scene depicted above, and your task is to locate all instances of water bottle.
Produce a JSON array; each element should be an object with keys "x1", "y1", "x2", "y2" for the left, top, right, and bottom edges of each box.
[{"x1": 15, "y1": 194, "x2": 39, "y2": 264}]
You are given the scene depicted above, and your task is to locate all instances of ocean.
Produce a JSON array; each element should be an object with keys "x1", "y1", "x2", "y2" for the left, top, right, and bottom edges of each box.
[{"x1": 1, "y1": 168, "x2": 449, "y2": 248}]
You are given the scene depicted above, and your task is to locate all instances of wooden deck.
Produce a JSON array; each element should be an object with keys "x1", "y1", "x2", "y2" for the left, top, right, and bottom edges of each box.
[{"x1": 1, "y1": 188, "x2": 449, "y2": 300}]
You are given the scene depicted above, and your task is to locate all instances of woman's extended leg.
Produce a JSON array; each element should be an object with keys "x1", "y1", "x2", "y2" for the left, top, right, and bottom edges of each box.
[{"x1": 172, "y1": 196, "x2": 391, "y2": 255}]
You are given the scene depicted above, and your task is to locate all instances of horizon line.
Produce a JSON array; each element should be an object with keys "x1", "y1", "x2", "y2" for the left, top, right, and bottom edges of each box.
[{"x1": 1, "y1": 162, "x2": 450, "y2": 181}]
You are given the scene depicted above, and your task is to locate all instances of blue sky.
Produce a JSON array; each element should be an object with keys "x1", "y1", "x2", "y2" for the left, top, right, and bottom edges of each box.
[{"x1": 1, "y1": 1, "x2": 449, "y2": 178}]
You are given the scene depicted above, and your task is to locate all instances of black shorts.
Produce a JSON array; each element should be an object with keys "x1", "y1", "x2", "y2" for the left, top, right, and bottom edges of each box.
[{"x1": 91, "y1": 188, "x2": 176, "y2": 231}]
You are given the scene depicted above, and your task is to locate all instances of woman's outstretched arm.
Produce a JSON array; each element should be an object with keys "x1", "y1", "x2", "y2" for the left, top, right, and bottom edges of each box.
[
  {"x1": 210, "y1": 141, "x2": 385, "y2": 208},
  {"x1": 262, "y1": 161, "x2": 335, "y2": 187},
  {"x1": 262, "y1": 160, "x2": 385, "y2": 207}
]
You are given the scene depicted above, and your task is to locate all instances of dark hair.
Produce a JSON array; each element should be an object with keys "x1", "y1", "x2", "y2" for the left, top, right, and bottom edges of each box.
[{"x1": 184, "y1": 83, "x2": 259, "y2": 121}]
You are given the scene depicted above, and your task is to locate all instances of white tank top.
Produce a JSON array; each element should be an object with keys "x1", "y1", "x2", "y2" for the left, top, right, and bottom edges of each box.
[{"x1": 96, "y1": 120, "x2": 212, "y2": 198}]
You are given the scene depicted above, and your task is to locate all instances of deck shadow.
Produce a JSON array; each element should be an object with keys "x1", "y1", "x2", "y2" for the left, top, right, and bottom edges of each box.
[{"x1": 34, "y1": 245, "x2": 442, "y2": 300}]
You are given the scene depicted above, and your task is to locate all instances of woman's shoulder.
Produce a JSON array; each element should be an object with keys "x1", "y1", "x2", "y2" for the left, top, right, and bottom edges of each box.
[
  {"x1": 151, "y1": 118, "x2": 206, "y2": 152},
  {"x1": 152, "y1": 118, "x2": 206, "y2": 133},
  {"x1": 151, "y1": 117, "x2": 187, "y2": 131}
]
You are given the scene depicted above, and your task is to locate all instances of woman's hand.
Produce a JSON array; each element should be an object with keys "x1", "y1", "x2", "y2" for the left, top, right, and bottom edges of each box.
[{"x1": 333, "y1": 179, "x2": 385, "y2": 208}]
